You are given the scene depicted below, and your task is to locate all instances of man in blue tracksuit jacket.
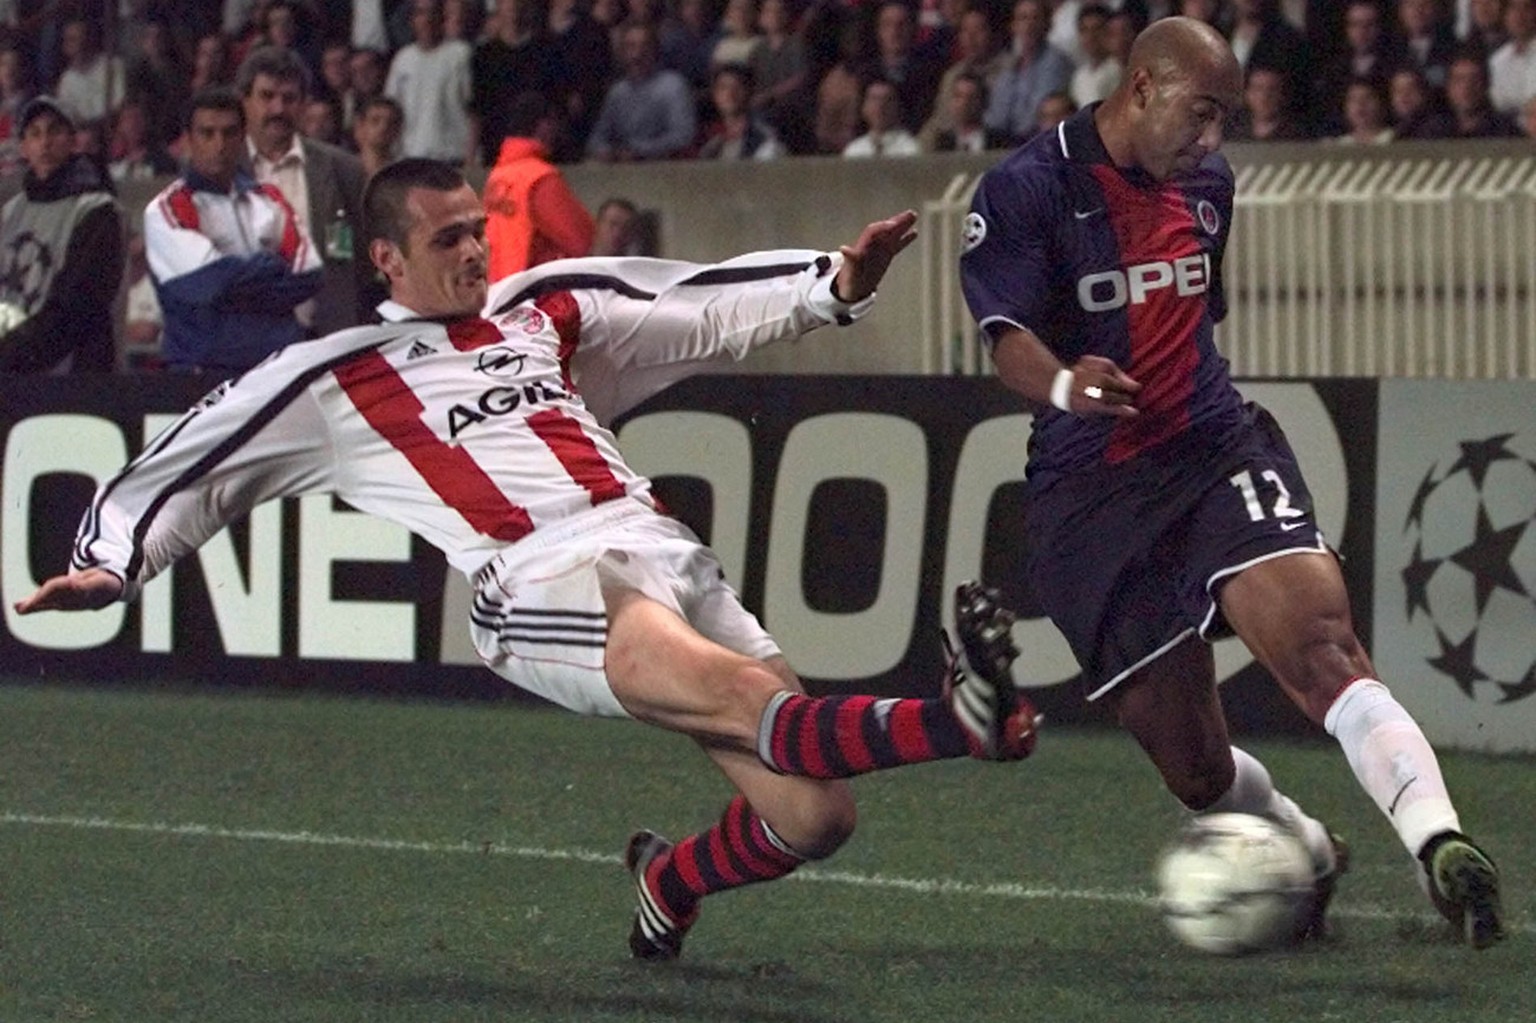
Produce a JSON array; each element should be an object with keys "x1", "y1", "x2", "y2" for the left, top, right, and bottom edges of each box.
[{"x1": 145, "y1": 87, "x2": 322, "y2": 377}]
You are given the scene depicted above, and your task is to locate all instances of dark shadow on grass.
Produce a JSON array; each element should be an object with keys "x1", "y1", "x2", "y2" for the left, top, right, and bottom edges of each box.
[
  {"x1": 230, "y1": 956, "x2": 841, "y2": 1023},
  {"x1": 830, "y1": 939, "x2": 1469, "y2": 1009}
]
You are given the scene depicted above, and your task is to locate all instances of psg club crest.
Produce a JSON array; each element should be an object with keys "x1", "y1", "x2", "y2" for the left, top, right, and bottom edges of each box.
[
  {"x1": 1196, "y1": 200, "x2": 1221, "y2": 236},
  {"x1": 961, "y1": 212, "x2": 987, "y2": 253}
]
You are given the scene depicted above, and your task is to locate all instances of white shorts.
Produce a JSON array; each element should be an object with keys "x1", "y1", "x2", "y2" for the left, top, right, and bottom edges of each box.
[{"x1": 469, "y1": 499, "x2": 780, "y2": 717}]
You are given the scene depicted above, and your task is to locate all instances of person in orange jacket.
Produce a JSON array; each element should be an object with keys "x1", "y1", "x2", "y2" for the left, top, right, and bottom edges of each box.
[{"x1": 483, "y1": 90, "x2": 595, "y2": 280}]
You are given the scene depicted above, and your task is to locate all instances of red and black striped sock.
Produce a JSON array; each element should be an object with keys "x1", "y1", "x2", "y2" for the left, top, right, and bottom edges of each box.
[
  {"x1": 757, "y1": 692, "x2": 972, "y2": 778},
  {"x1": 647, "y1": 796, "x2": 804, "y2": 922}
]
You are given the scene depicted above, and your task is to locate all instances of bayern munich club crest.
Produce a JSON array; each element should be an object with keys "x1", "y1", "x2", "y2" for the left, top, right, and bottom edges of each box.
[
  {"x1": 1196, "y1": 200, "x2": 1221, "y2": 235},
  {"x1": 496, "y1": 306, "x2": 546, "y2": 335}
]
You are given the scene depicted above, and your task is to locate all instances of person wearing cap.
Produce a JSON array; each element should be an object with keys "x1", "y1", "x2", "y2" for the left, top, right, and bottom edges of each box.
[{"x1": 0, "y1": 95, "x2": 124, "y2": 373}]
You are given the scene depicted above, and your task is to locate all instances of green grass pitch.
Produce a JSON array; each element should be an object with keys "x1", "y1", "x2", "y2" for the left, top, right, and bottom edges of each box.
[{"x1": 0, "y1": 679, "x2": 1528, "y2": 1023}]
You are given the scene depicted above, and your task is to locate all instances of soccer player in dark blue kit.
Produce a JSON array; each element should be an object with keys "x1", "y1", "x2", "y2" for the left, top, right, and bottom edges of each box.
[{"x1": 959, "y1": 16, "x2": 1504, "y2": 948}]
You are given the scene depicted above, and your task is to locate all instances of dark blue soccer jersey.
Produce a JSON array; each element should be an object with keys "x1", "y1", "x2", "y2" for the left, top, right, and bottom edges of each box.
[{"x1": 960, "y1": 105, "x2": 1247, "y2": 482}]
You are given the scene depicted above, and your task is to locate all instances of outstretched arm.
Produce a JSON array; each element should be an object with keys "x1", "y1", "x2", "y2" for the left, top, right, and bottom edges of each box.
[
  {"x1": 20, "y1": 355, "x2": 342, "y2": 611},
  {"x1": 14, "y1": 568, "x2": 124, "y2": 615},
  {"x1": 553, "y1": 210, "x2": 921, "y2": 423},
  {"x1": 832, "y1": 210, "x2": 918, "y2": 302}
]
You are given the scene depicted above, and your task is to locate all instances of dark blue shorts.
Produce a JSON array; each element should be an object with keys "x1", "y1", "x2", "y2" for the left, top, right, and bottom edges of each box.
[{"x1": 1024, "y1": 402, "x2": 1327, "y2": 700}]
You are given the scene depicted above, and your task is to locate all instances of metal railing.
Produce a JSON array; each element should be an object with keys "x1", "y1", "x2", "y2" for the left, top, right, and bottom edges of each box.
[{"x1": 920, "y1": 153, "x2": 1536, "y2": 379}]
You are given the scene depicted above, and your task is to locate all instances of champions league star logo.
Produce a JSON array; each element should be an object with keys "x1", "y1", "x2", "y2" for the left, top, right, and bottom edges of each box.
[
  {"x1": 1401, "y1": 433, "x2": 1536, "y2": 703},
  {"x1": 961, "y1": 212, "x2": 986, "y2": 253},
  {"x1": 0, "y1": 231, "x2": 52, "y2": 311}
]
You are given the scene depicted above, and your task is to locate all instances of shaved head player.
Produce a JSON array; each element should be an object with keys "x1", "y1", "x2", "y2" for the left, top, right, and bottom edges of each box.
[{"x1": 958, "y1": 17, "x2": 1504, "y2": 948}]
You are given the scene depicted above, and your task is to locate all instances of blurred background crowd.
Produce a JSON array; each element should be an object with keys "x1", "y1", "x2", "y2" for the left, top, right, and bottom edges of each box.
[
  {"x1": 3, "y1": 0, "x2": 1532, "y2": 178},
  {"x1": 0, "y1": 0, "x2": 1532, "y2": 375}
]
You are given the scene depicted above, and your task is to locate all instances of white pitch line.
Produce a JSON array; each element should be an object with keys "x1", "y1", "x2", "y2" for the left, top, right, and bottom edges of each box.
[{"x1": 1, "y1": 811, "x2": 1526, "y2": 934}]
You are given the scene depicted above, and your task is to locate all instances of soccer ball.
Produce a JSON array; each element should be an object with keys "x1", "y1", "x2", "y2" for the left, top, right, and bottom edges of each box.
[{"x1": 1155, "y1": 812, "x2": 1314, "y2": 955}]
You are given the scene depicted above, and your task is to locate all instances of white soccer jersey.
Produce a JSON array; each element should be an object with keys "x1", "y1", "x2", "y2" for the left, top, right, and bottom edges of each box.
[{"x1": 72, "y1": 249, "x2": 871, "y2": 601}]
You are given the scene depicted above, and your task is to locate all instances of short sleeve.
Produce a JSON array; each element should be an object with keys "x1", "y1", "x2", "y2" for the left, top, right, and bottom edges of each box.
[
  {"x1": 1206, "y1": 155, "x2": 1236, "y2": 325},
  {"x1": 958, "y1": 163, "x2": 1057, "y2": 342}
]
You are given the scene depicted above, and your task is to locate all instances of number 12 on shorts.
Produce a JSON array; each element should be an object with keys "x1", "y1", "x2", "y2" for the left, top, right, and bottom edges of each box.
[{"x1": 1229, "y1": 468, "x2": 1304, "y2": 523}]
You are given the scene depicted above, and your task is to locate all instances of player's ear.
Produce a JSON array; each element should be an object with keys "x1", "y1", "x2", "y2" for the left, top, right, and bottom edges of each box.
[
  {"x1": 370, "y1": 237, "x2": 402, "y2": 280},
  {"x1": 1132, "y1": 67, "x2": 1154, "y2": 109}
]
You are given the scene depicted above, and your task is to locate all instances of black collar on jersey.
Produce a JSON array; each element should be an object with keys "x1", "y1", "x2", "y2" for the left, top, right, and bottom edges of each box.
[
  {"x1": 396, "y1": 312, "x2": 494, "y2": 327},
  {"x1": 1057, "y1": 102, "x2": 1159, "y2": 189}
]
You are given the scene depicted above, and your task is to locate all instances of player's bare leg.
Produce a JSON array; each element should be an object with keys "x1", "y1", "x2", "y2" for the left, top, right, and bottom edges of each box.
[
  {"x1": 601, "y1": 586, "x2": 1037, "y2": 772},
  {"x1": 604, "y1": 585, "x2": 1032, "y2": 960},
  {"x1": 1222, "y1": 551, "x2": 1504, "y2": 948},
  {"x1": 1109, "y1": 638, "x2": 1347, "y2": 939}
]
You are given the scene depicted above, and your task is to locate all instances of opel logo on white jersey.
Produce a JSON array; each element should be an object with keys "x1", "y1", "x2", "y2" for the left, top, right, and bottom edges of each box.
[
  {"x1": 1076, "y1": 253, "x2": 1211, "y2": 312},
  {"x1": 475, "y1": 346, "x2": 527, "y2": 377}
]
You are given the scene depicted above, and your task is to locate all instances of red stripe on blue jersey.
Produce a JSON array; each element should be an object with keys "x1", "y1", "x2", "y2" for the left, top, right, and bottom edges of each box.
[
  {"x1": 1091, "y1": 165, "x2": 1205, "y2": 464},
  {"x1": 958, "y1": 104, "x2": 1244, "y2": 481}
]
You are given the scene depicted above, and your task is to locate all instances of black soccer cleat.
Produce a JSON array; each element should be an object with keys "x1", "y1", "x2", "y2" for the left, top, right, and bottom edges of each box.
[
  {"x1": 1294, "y1": 828, "x2": 1350, "y2": 942},
  {"x1": 944, "y1": 581, "x2": 1038, "y2": 761},
  {"x1": 625, "y1": 830, "x2": 697, "y2": 961},
  {"x1": 1420, "y1": 831, "x2": 1506, "y2": 950}
]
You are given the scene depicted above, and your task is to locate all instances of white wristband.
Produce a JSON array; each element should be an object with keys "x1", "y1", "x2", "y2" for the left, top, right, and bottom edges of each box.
[{"x1": 1049, "y1": 367, "x2": 1074, "y2": 412}]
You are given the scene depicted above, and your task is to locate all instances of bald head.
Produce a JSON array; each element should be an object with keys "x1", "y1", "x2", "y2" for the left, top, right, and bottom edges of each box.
[
  {"x1": 1096, "y1": 16, "x2": 1242, "y2": 181},
  {"x1": 1128, "y1": 16, "x2": 1241, "y2": 92}
]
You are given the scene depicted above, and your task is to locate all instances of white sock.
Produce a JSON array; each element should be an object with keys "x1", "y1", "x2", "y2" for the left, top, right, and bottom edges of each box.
[
  {"x1": 1208, "y1": 746, "x2": 1336, "y2": 876},
  {"x1": 1324, "y1": 678, "x2": 1460, "y2": 857}
]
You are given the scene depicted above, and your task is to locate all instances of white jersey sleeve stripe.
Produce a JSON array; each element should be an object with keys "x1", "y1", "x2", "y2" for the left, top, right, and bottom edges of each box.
[
  {"x1": 74, "y1": 336, "x2": 400, "y2": 585},
  {"x1": 490, "y1": 271, "x2": 658, "y2": 318},
  {"x1": 486, "y1": 260, "x2": 821, "y2": 321}
]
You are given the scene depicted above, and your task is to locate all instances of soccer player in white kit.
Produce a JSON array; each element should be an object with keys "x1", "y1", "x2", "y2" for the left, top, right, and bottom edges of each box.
[{"x1": 15, "y1": 159, "x2": 1038, "y2": 961}]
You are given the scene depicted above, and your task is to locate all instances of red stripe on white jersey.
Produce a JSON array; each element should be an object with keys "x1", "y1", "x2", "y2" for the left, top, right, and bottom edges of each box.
[
  {"x1": 165, "y1": 185, "x2": 200, "y2": 231},
  {"x1": 535, "y1": 291, "x2": 581, "y2": 391},
  {"x1": 446, "y1": 318, "x2": 503, "y2": 350},
  {"x1": 526, "y1": 407, "x2": 628, "y2": 506},
  {"x1": 334, "y1": 350, "x2": 535, "y2": 543}
]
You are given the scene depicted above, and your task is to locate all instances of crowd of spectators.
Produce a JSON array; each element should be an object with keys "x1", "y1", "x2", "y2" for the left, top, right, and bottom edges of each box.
[
  {"x1": 0, "y1": 0, "x2": 1532, "y2": 374},
  {"x1": 0, "y1": 0, "x2": 1528, "y2": 180}
]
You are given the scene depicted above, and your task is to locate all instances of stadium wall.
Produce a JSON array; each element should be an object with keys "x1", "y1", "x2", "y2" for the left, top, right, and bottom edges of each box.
[
  {"x1": 106, "y1": 137, "x2": 1536, "y2": 377},
  {"x1": 2, "y1": 375, "x2": 1531, "y2": 751}
]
